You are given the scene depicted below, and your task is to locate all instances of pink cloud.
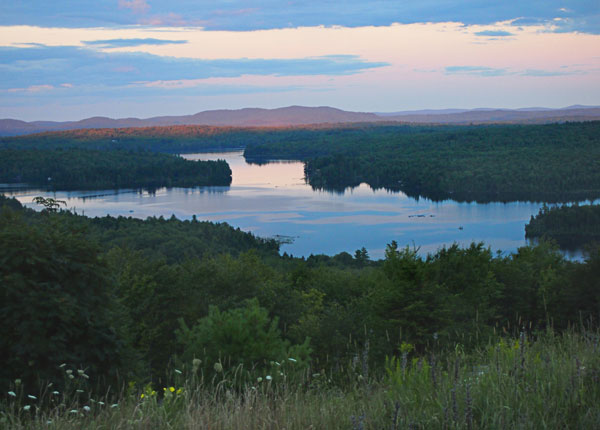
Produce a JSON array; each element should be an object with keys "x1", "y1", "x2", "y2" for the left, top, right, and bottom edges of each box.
[
  {"x1": 118, "y1": 0, "x2": 149, "y2": 14},
  {"x1": 7, "y1": 85, "x2": 55, "y2": 93}
]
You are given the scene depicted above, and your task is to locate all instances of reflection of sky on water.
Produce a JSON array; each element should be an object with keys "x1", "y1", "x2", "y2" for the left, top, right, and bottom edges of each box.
[{"x1": 7, "y1": 151, "x2": 599, "y2": 259}]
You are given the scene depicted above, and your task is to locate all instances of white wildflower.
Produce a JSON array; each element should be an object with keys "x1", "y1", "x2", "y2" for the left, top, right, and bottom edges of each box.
[
  {"x1": 288, "y1": 358, "x2": 297, "y2": 363},
  {"x1": 8, "y1": 391, "x2": 16, "y2": 397},
  {"x1": 23, "y1": 405, "x2": 31, "y2": 411},
  {"x1": 266, "y1": 375, "x2": 272, "y2": 381},
  {"x1": 83, "y1": 406, "x2": 91, "y2": 412},
  {"x1": 27, "y1": 395, "x2": 37, "y2": 400}
]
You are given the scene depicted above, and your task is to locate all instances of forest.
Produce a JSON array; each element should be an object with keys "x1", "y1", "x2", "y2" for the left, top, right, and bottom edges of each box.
[
  {"x1": 4, "y1": 121, "x2": 599, "y2": 201},
  {"x1": 0, "y1": 148, "x2": 231, "y2": 190},
  {"x1": 526, "y1": 204, "x2": 600, "y2": 248},
  {"x1": 2, "y1": 194, "x2": 599, "y2": 419},
  {"x1": 245, "y1": 121, "x2": 600, "y2": 202}
]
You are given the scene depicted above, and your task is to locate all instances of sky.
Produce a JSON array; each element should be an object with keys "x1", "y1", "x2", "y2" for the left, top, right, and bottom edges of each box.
[{"x1": 1, "y1": 1, "x2": 599, "y2": 121}]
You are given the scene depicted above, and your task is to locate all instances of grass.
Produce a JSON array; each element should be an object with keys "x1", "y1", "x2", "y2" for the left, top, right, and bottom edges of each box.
[{"x1": 2, "y1": 329, "x2": 600, "y2": 429}]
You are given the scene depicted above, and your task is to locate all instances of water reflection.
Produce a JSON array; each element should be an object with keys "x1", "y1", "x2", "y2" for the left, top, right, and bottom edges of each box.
[{"x1": 6, "y1": 151, "x2": 598, "y2": 260}]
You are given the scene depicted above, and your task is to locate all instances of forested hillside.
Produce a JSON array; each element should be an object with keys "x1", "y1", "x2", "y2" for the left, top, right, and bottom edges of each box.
[
  {"x1": 245, "y1": 121, "x2": 600, "y2": 202},
  {"x1": 0, "y1": 148, "x2": 231, "y2": 190},
  {"x1": 2, "y1": 194, "x2": 599, "y2": 392},
  {"x1": 526, "y1": 204, "x2": 600, "y2": 248}
]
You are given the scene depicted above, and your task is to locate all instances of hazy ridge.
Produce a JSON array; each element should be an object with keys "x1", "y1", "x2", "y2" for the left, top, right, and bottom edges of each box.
[{"x1": 1, "y1": 105, "x2": 600, "y2": 136}]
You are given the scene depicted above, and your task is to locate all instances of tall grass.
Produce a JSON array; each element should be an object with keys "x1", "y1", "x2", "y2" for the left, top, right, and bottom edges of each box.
[{"x1": 2, "y1": 329, "x2": 599, "y2": 429}]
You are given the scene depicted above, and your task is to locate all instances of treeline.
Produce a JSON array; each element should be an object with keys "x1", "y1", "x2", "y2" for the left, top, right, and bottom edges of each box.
[
  {"x1": 2, "y1": 194, "x2": 599, "y2": 395},
  {"x1": 244, "y1": 121, "x2": 600, "y2": 202},
  {"x1": 526, "y1": 204, "x2": 600, "y2": 248},
  {"x1": 0, "y1": 148, "x2": 231, "y2": 190},
  {"x1": 0, "y1": 123, "x2": 446, "y2": 154}
]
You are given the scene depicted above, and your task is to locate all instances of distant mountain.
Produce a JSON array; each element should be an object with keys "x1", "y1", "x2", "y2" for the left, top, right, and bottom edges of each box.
[
  {"x1": 382, "y1": 106, "x2": 600, "y2": 124},
  {"x1": 1, "y1": 105, "x2": 599, "y2": 136},
  {"x1": 0, "y1": 106, "x2": 380, "y2": 136}
]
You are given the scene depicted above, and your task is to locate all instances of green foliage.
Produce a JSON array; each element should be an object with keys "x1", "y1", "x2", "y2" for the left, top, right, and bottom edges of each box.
[
  {"x1": 0, "y1": 148, "x2": 231, "y2": 190},
  {"x1": 0, "y1": 209, "x2": 124, "y2": 391},
  {"x1": 244, "y1": 121, "x2": 600, "y2": 202},
  {"x1": 176, "y1": 299, "x2": 311, "y2": 383},
  {"x1": 526, "y1": 203, "x2": 600, "y2": 249}
]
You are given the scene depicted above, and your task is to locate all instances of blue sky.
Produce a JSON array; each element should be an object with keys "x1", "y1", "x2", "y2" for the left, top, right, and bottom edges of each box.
[{"x1": 0, "y1": 1, "x2": 599, "y2": 120}]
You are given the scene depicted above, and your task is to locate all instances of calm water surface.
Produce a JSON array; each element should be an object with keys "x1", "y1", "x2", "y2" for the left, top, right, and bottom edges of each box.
[{"x1": 7, "y1": 151, "x2": 596, "y2": 259}]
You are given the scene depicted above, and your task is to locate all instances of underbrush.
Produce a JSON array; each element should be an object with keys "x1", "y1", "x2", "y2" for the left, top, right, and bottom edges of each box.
[{"x1": 2, "y1": 329, "x2": 599, "y2": 429}]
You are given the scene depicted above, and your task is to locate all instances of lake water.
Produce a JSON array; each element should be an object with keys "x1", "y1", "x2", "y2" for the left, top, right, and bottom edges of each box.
[{"x1": 6, "y1": 151, "x2": 596, "y2": 259}]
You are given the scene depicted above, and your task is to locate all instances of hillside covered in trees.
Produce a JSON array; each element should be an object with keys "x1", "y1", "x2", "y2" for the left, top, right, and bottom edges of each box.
[
  {"x1": 2, "y1": 194, "x2": 599, "y2": 392},
  {"x1": 244, "y1": 121, "x2": 600, "y2": 202},
  {"x1": 526, "y1": 204, "x2": 600, "y2": 248},
  {"x1": 0, "y1": 148, "x2": 231, "y2": 190}
]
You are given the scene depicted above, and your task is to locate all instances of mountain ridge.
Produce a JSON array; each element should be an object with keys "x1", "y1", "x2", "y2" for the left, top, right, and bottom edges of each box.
[{"x1": 2, "y1": 105, "x2": 599, "y2": 136}]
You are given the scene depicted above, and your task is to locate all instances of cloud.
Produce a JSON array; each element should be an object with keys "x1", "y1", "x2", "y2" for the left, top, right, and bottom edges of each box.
[
  {"x1": 7, "y1": 84, "x2": 55, "y2": 93},
  {"x1": 83, "y1": 38, "x2": 188, "y2": 48},
  {"x1": 474, "y1": 30, "x2": 514, "y2": 36},
  {"x1": 444, "y1": 66, "x2": 588, "y2": 78},
  {"x1": 1, "y1": 1, "x2": 598, "y2": 33},
  {"x1": 445, "y1": 66, "x2": 509, "y2": 77},
  {"x1": 0, "y1": 45, "x2": 389, "y2": 90},
  {"x1": 521, "y1": 69, "x2": 583, "y2": 77},
  {"x1": 118, "y1": 0, "x2": 149, "y2": 14}
]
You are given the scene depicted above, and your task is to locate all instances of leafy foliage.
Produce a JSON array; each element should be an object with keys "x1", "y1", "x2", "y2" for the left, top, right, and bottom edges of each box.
[
  {"x1": 526, "y1": 203, "x2": 600, "y2": 248},
  {"x1": 0, "y1": 148, "x2": 231, "y2": 190},
  {"x1": 244, "y1": 121, "x2": 600, "y2": 202}
]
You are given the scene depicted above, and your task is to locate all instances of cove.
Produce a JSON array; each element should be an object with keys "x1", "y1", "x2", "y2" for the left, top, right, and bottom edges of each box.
[{"x1": 6, "y1": 151, "x2": 596, "y2": 259}]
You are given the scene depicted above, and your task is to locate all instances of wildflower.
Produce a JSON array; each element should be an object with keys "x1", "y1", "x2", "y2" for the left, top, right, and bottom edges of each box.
[
  {"x1": 98, "y1": 401, "x2": 105, "y2": 406},
  {"x1": 274, "y1": 361, "x2": 280, "y2": 366},
  {"x1": 83, "y1": 406, "x2": 91, "y2": 412},
  {"x1": 69, "y1": 409, "x2": 78, "y2": 414},
  {"x1": 174, "y1": 369, "x2": 182, "y2": 374},
  {"x1": 257, "y1": 377, "x2": 263, "y2": 383},
  {"x1": 23, "y1": 405, "x2": 31, "y2": 411},
  {"x1": 111, "y1": 403, "x2": 119, "y2": 408},
  {"x1": 66, "y1": 369, "x2": 73, "y2": 375},
  {"x1": 140, "y1": 394, "x2": 145, "y2": 399},
  {"x1": 169, "y1": 387, "x2": 175, "y2": 393},
  {"x1": 59, "y1": 363, "x2": 67, "y2": 368},
  {"x1": 14, "y1": 379, "x2": 21, "y2": 386},
  {"x1": 81, "y1": 374, "x2": 89, "y2": 379},
  {"x1": 214, "y1": 362, "x2": 223, "y2": 373},
  {"x1": 8, "y1": 391, "x2": 16, "y2": 397},
  {"x1": 27, "y1": 395, "x2": 37, "y2": 400},
  {"x1": 76, "y1": 389, "x2": 84, "y2": 393},
  {"x1": 68, "y1": 375, "x2": 74, "y2": 379},
  {"x1": 288, "y1": 358, "x2": 297, "y2": 363},
  {"x1": 176, "y1": 388, "x2": 183, "y2": 395},
  {"x1": 266, "y1": 375, "x2": 272, "y2": 381},
  {"x1": 77, "y1": 369, "x2": 85, "y2": 375},
  {"x1": 192, "y1": 358, "x2": 202, "y2": 370}
]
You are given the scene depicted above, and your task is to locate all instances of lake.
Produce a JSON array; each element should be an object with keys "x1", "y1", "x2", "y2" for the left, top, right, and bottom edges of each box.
[{"x1": 6, "y1": 151, "x2": 596, "y2": 259}]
